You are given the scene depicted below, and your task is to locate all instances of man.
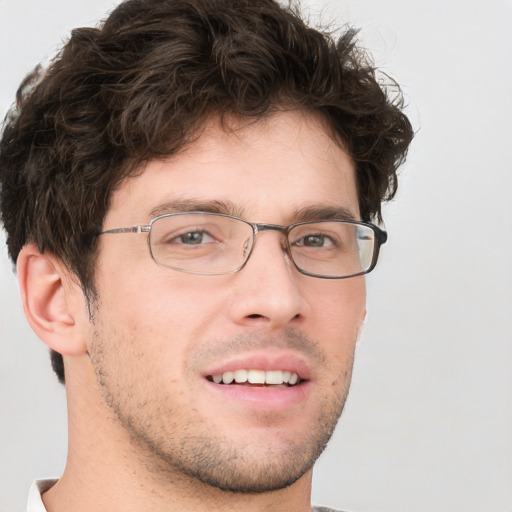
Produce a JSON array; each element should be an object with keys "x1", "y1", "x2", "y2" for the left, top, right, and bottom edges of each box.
[{"x1": 0, "y1": 0, "x2": 413, "y2": 510}]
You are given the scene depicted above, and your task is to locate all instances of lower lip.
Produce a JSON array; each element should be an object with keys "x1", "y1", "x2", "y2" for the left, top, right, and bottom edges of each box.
[{"x1": 203, "y1": 380, "x2": 310, "y2": 410}]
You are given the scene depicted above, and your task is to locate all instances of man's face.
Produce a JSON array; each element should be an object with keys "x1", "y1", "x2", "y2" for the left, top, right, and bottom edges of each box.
[{"x1": 88, "y1": 111, "x2": 366, "y2": 492}]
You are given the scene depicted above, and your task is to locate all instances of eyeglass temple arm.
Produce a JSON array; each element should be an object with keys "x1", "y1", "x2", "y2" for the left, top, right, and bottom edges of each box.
[{"x1": 100, "y1": 225, "x2": 151, "y2": 235}]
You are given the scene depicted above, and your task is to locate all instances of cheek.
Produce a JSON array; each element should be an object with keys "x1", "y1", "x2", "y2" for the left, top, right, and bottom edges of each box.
[
  {"x1": 95, "y1": 268, "x2": 227, "y2": 361},
  {"x1": 309, "y1": 275, "x2": 366, "y2": 321},
  {"x1": 98, "y1": 249, "x2": 212, "y2": 320},
  {"x1": 307, "y1": 278, "x2": 366, "y2": 355}
]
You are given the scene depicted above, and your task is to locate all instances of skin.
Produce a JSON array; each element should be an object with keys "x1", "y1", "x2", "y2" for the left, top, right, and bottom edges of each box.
[{"x1": 19, "y1": 111, "x2": 366, "y2": 512}]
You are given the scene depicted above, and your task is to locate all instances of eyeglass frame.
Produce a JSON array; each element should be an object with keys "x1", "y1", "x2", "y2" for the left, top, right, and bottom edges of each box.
[{"x1": 99, "y1": 211, "x2": 388, "y2": 279}]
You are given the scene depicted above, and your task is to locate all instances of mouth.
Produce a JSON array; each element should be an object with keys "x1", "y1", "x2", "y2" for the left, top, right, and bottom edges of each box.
[
  {"x1": 200, "y1": 352, "x2": 311, "y2": 408},
  {"x1": 206, "y1": 369, "x2": 301, "y2": 388}
]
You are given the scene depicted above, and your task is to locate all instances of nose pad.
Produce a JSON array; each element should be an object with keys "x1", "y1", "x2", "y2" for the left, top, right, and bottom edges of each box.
[
  {"x1": 247, "y1": 223, "x2": 294, "y2": 267},
  {"x1": 242, "y1": 227, "x2": 293, "y2": 274},
  {"x1": 242, "y1": 237, "x2": 251, "y2": 259}
]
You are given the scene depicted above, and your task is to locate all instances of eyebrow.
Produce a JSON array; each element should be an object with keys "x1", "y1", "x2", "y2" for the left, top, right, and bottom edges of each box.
[
  {"x1": 292, "y1": 205, "x2": 358, "y2": 222},
  {"x1": 148, "y1": 199, "x2": 357, "y2": 222},
  {"x1": 149, "y1": 199, "x2": 245, "y2": 219}
]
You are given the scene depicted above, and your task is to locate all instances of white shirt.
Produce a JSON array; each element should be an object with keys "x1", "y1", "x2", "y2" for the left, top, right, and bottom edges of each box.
[{"x1": 27, "y1": 480, "x2": 56, "y2": 512}]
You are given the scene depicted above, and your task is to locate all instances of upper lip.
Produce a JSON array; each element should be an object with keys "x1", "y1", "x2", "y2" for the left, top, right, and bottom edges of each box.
[{"x1": 201, "y1": 351, "x2": 312, "y2": 381}]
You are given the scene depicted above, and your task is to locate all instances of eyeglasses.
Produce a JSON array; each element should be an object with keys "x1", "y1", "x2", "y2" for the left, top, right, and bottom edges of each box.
[{"x1": 99, "y1": 212, "x2": 387, "y2": 279}]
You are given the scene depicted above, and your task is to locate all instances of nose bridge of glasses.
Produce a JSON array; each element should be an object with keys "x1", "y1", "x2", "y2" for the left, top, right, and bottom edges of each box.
[
  {"x1": 247, "y1": 223, "x2": 291, "y2": 264},
  {"x1": 254, "y1": 223, "x2": 288, "y2": 234},
  {"x1": 252, "y1": 223, "x2": 290, "y2": 248}
]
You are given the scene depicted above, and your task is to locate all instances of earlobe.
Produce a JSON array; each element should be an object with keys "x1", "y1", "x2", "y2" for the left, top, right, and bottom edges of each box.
[{"x1": 17, "y1": 243, "x2": 88, "y2": 356}]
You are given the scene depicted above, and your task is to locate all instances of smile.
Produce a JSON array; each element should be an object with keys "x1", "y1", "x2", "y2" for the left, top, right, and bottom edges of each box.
[{"x1": 207, "y1": 369, "x2": 301, "y2": 386}]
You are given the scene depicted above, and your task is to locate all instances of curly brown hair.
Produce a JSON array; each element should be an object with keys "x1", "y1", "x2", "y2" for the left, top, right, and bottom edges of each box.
[{"x1": 0, "y1": 0, "x2": 413, "y2": 383}]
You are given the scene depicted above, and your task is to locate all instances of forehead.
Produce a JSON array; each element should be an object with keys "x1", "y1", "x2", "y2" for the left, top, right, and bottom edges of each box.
[{"x1": 107, "y1": 111, "x2": 358, "y2": 226}]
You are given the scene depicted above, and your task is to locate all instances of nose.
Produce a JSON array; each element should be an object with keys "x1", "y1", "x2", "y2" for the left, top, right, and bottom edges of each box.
[{"x1": 227, "y1": 230, "x2": 309, "y2": 330}]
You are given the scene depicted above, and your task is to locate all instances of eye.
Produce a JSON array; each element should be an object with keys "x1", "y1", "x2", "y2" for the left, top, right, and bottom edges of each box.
[
  {"x1": 294, "y1": 233, "x2": 336, "y2": 248},
  {"x1": 171, "y1": 230, "x2": 215, "y2": 245}
]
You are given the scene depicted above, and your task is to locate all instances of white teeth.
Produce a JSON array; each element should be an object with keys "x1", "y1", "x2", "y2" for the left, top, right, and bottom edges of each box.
[
  {"x1": 265, "y1": 370, "x2": 283, "y2": 384},
  {"x1": 234, "y1": 369, "x2": 248, "y2": 383},
  {"x1": 210, "y1": 369, "x2": 300, "y2": 386},
  {"x1": 223, "y1": 371, "x2": 234, "y2": 384},
  {"x1": 247, "y1": 369, "x2": 266, "y2": 384}
]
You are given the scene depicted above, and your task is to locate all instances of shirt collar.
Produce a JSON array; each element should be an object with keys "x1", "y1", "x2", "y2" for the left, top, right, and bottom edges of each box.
[{"x1": 27, "y1": 479, "x2": 57, "y2": 512}]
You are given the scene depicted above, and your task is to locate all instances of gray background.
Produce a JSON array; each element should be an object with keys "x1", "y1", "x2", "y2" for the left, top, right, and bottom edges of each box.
[{"x1": 1, "y1": 1, "x2": 511, "y2": 511}]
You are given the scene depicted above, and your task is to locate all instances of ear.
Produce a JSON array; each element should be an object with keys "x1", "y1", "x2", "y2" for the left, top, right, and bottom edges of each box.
[{"x1": 16, "y1": 243, "x2": 88, "y2": 356}]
